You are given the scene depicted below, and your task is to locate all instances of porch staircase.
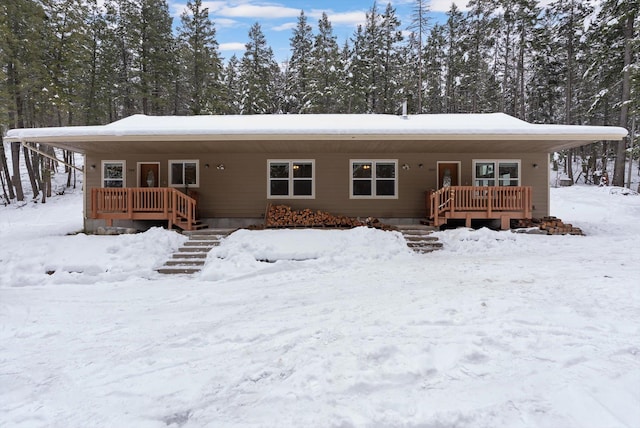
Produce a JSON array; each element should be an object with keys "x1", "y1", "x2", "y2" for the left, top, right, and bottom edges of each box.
[
  {"x1": 396, "y1": 225, "x2": 443, "y2": 253},
  {"x1": 157, "y1": 228, "x2": 234, "y2": 275}
]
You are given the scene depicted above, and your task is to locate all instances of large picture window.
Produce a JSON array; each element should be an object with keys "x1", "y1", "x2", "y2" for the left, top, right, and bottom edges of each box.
[
  {"x1": 169, "y1": 160, "x2": 199, "y2": 188},
  {"x1": 473, "y1": 160, "x2": 520, "y2": 186},
  {"x1": 268, "y1": 160, "x2": 314, "y2": 198},
  {"x1": 102, "y1": 161, "x2": 125, "y2": 188},
  {"x1": 350, "y1": 160, "x2": 398, "y2": 198}
]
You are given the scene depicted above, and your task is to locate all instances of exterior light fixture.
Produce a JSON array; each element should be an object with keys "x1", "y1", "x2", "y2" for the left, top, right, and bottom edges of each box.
[{"x1": 216, "y1": 164, "x2": 225, "y2": 170}]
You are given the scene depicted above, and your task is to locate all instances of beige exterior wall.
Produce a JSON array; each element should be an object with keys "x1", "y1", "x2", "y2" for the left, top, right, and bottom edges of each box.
[{"x1": 85, "y1": 149, "x2": 550, "y2": 224}]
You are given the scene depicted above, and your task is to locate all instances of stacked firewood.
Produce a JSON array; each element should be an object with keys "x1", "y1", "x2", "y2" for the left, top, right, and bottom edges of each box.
[
  {"x1": 514, "y1": 216, "x2": 585, "y2": 236},
  {"x1": 265, "y1": 204, "x2": 394, "y2": 230}
]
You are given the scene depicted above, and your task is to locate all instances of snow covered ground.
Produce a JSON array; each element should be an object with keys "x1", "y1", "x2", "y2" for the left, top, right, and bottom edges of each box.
[{"x1": 1, "y1": 185, "x2": 639, "y2": 427}]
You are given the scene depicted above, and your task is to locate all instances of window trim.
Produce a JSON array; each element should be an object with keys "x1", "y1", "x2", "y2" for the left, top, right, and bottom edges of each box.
[
  {"x1": 472, "y1": 159, "x2": 521, "y2": 187},
  {"x1": 267, "y1": 159, "x2": 315, "y2": 199},
  {"x1": 168, "y1": 159, "x2": 200, "y2": 188},
  {"x1": 101, "y1": 160, "x2": 126, "y2": 188},
  {"x1": 349, "y1": 159, "x2": 398, "y2": 199}
]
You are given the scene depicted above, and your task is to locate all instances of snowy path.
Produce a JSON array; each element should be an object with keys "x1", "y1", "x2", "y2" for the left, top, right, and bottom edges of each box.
[{"x1": 1, "y1": 187, "x2": 640, "y2": 427}]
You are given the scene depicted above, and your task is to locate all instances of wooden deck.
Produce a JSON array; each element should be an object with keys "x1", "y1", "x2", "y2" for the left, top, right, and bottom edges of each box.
[
  {"x1": 90, "y1": 187, "x2": 205, "y2": 231},
  {"x1": 428, "y1": 186, "x2": 532, "y2": 230}
]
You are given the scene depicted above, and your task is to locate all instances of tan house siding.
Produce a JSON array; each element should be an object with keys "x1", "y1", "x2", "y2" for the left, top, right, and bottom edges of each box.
[{"x1": 85, "y1": 149, "x2": 549, "y2": 224}]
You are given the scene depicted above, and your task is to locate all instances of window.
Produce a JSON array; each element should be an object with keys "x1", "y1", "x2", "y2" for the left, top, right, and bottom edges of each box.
[
  {"x1": 473, "y1": 160, "x2": 520, "y2": 186},
  {"x1": 350, "y1": 160, "x2": 398, "y2": 198},
  {"x1": 268, "y1": 160, "x2": 314, "y2": 198},
  {"x1": 102, "y1": 161, "x2": 125, "y2": 188},
  {"x1": 169, "y1": 160, "x2": 199, "y2": 188}
]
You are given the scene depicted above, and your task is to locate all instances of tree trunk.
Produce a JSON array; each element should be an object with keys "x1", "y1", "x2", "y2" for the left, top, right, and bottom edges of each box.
[
  {"x1": 0, "y1": 135, "x2": 16, "y2": 200},
  {"x1": 10, "y1": 142, "x2": 24, "y2": 201},
  {"x1": 23, "y1": 145, "x2": 39, "y2": 198},
  {"x1": 612, "y1": 11, "x2": 634, "y2": 187},
  {"x1": 567, "y1": 149, "x2": 575, "y2": 183}
]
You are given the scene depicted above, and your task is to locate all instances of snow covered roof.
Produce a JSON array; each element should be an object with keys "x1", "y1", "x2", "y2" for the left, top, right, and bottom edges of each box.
[{"x1": 4, "y1": 113, "x2": 627, "y2": 154}]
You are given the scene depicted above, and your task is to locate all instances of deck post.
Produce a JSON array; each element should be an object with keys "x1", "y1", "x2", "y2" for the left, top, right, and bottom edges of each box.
[
  {"x1": 91, "y1": 188, "x2": 97, "y2": 219},
  {"x1": 450, "y1": 189, "x2": 455, "y2": 215},
  {"x1": 163, "y1": 188, "x2": 169, "y2": 218},
  {"x1": 487, "y1": 187, "x2": 493, "y2": 217},
  {"x1": 500, "y1": 215, "x2": 510, "y2": 230},
  {"x1": 127, "y1": 189, "x2": 133, "y2": 220}
]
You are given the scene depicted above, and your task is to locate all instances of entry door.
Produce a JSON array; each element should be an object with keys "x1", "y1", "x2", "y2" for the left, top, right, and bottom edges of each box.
[
  {"x1": 437, "y1": 162, "x2": 460, "y2": 188},
  {"x1": 139, "y1": 163, "x2": 160, "y2": 187}
]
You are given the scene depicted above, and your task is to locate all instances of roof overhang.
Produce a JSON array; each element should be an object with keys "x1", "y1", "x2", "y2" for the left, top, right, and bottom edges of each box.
[{"x1": 5, "y1": 113, "x2": 628, "y2": 155}]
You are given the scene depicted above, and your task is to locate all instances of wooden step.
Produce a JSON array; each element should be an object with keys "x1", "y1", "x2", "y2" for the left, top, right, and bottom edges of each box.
[
  {"x1": 407, "y1": 241, "x2": 444, "y2": 249},
  {"x1": 178, "y1": 246, "x2": 214, "y2": 252},
  {"x1": 403, "y1": 235, "x2": 439, "y2": 242},
  {"x1": 183, "y1": 240, "x2": 219, "y2": 246},
  {"x1": 157, "y1": 267, "x2": 202, "y2": 275},
  {"x1": 172, "y1": 252, "x2": 207, "y2": 259},
  {"x1": 164, "y1": 260, "x2": 206, "y2": 266}
]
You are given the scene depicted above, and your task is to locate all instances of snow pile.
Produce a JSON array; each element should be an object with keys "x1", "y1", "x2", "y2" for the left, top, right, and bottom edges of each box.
[
  {"x1": 200, "y1": 227, "x2": 412, "y2": 281},
  {"x1": 0, "y1": 192, "x2": 185, "y2": 286},
  {"x1": 1, "y1": 185, "x2": 639, "y2": 428}
]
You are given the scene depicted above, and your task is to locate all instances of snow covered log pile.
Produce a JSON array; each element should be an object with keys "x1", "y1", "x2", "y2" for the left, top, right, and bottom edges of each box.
[
  {"x1": 514, "y1": 216, "x2": 585, "y2": 235},
  {"x1": 265, "y1": 204, "x2": 394, "y2": 230}
]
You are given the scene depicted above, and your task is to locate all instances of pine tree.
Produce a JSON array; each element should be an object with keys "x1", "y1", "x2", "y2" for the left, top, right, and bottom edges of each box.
[
  {"x1": 423, "y1": 24, "x2": 446, "y2": 113},
  {"x1": 406, "y1": 0, "x2": 430, "y2": 113},
  {"x1": 221, "y1": 54, "x2": 242, "y2": 114},
  {"x1": 377, "y1": 3, "x2": 404, "y2": 114},
  {"x1": 309, "y1": 12, "x2": 342, "y2": 113},
  {"x1": 287, "y1": 11, "x2": 314, "y2": 113},
  {"x1": 102, "y1": 0, "x2": 139, "y2": 118},
  {"x1": 592, "y1": 0, "x2": 638, "y2": 186},
  {"x1": 138, "y1": 0, "x2": 175, "y2": 115},
  {"x1": 527, "y1": 9, "x2": 564, "y2": 123},
  {"x1": 460, "y1": 0, "x2": 499, "y2": 113},
  {"x1": 0, "y1": 0, "x2": 49, "y2": 200},
  {"x1": 40, "y1": 0, "x2": 91, "y2": 126},
  {"x1": 346, "y1": 25, "x2": 369, "y2": 113},
  {"x1": 177, "y1": 0, "x2": 223, "y2": 115},
  {"x1": 443, "y1": 4, "x2": 465, "y2": 113},
  {"x1": 239, "y1": 23, "x2": 280, "y2": 114}
]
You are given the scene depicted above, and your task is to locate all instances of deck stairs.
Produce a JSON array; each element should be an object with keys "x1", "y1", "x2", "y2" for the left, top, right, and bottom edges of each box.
[
  {"x1": 157, "y1": 228, "x2": 234, "y2": 275},
  {"x1": 395, "y1": 225, "x2": 443, "y2": 253},
  {"x1": 173, "y1": 217, "x2": 209, "y2": 231}
]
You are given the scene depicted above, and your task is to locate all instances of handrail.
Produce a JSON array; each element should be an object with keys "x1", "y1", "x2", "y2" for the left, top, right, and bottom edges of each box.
[
  {"x1": 429, "y1": 186, "x2": 532, "y2": 226},
  {"x1": 90, "y1": 187, "x2": 197, "y2": 230}
]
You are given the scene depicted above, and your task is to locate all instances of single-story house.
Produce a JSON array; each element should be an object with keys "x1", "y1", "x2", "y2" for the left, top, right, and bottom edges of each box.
[{"x1": 5, "y1": 113, "x2": 628, "y2": 232}]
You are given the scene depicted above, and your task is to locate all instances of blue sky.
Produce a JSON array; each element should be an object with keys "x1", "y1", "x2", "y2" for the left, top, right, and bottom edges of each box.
[{"x1": 168, "y1": 0, "x2": 469, "y2": 63}]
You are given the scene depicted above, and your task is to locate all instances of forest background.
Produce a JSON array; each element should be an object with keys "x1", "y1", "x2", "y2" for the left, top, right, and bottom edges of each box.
[{"x1": 0, "y1": 0, "x2": 637, "y2": 204}]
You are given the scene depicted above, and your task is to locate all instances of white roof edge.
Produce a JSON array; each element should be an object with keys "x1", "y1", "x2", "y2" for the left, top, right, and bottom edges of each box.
[{"x1": 4, "y1": 113, "x2": 629, "y2": 142}]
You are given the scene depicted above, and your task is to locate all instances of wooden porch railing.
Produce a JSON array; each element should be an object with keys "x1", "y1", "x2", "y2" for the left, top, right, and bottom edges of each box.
[
  {"x1": 429, "y1": 186, "x2": 532, "y2": 230},
  {"x1": 90, "y1": 187, "x2": 199, "y2": 230}
]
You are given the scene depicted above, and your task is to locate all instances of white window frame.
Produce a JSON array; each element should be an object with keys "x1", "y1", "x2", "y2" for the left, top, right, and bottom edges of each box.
[
  {"x1": 101, "y1": 160, "x2": 126, "y2": 188},
  {"x1": 472, "y1": 159, "x2": 521, "y2": 187},
  {"x1": 168, "y1": 160, "x2": 199, "y2": 188},
  {"x1": 350, "y1": 159, "x2": 398, "y2": 199},
  {"x1": 267, "y1": 159, "x2": 315, "y2": 199}
]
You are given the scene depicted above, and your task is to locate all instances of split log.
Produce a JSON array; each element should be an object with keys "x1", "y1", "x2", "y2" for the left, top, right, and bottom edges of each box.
[{"x1": 264, "y1": 204, "x2": 394, "y2": 230}]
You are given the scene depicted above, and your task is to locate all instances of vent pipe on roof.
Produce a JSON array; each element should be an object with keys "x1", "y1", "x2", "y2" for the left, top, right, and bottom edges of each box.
[{"x1": 402, "y1": 100, "x2": 408, "y2": 119}]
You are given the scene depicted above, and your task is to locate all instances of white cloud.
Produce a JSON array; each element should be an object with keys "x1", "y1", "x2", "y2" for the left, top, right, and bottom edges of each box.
[
  {"x1": 429, "y1": 0, "x2": 470, "y2": 13},
  {"x1": 308, "y1": 10, "x2": 367, "y2": 27},
  {"x1": 219, "y1": 42, "x2": 246, "y2": 51},
  {"x1": 217, "y1": 4, "x2": 301, "y2": 19},
  {"x1": 214, "y1": 18, "x2": 241, "y2": 28},
  {"x1": 272, "y1": 22, "x2": 297, "y2": 31}
]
